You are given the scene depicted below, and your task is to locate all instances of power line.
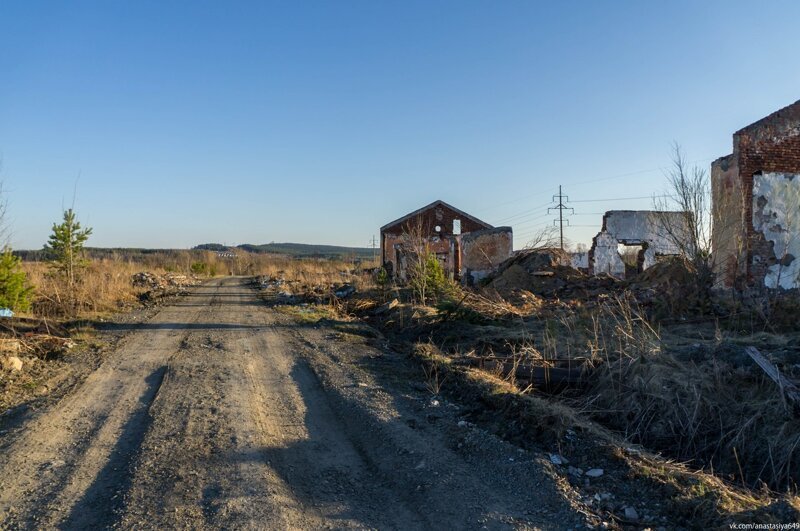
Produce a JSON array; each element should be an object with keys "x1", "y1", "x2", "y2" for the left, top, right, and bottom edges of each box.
[
  {"x1": 495, "y1": 199, "x2": 557, "y2": 224},
  {"x1": 478, "y1": 156, "x2": 714, "y2": 217},
  {"x1": 547, "y1": 185, "x2": 573, "y2": 250},
  {"x1": 561, "y1": 156, "x2": 715, "y2": 189},
  {"x1": 475, "y1": 188, "x2": 558, "y2": 214},
  {"x1": 503, "y1": 210, "x2": 552, "y2": 227},
  {"x1": 569, "y1": 194, "x2": 673, "y2": 203}
]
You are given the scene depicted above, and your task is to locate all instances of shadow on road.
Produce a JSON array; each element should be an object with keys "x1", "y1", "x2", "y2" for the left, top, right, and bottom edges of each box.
[
  {"x1": 60, "y1": 367, "x2": 167, "y2": 530},
  {"x1": 218, "y1": 360, "x2": 427, "y2": 529},
  {"x1": 92, "y1": 322, "x2": 266, "y2": 332}
]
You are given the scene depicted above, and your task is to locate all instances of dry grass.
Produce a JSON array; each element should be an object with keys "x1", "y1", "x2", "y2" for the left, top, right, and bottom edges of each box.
[
  {"x1": 413, "y1": 340, "x2": 789, "y2": 526},
  {"x1": 255, "y1": 256, "x2": 379, "y2": 296},
  {"x1": 553, "y1": 295, "x2": 800, "y2": 493},
  {"x1": 22, "y1": 259, "x2": 160, "y2": 318},
  {"x1": 21, "y1": 252, "x2": 378, "y2": 320}
]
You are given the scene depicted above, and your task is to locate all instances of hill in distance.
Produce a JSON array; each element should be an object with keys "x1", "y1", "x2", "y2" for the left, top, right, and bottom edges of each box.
[{"x1": 195, "y1": 242, "x2": 375, "y2": 260}]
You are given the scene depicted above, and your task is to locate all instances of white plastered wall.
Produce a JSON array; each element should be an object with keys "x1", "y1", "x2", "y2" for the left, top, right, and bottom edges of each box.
[{"x1": 753, "y1": 173, "x2": 800, "y2": 289}]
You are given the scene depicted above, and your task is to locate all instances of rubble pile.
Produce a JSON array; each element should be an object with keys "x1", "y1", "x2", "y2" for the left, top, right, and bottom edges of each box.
[
  {"x1": 626, "y1": 255, "x2": 696, "y2": 290},
  {"x1": 625, "y1": 256, "x2": 712, "y2": 316},
  {"x1": 486, "y1": 248, "x2": 617, "y2": 298},
  {"x1": 255, "y1": 276, "x2": 357, "y2": 304},
  {"x1": 132, "y1": 272, "x2": 200, "y2": 290},
  {"x1": 0, "y1": 332, "x2": 75, "y2": 376}
]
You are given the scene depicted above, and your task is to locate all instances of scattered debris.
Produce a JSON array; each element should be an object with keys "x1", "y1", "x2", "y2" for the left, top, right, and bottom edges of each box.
[
  {"x1": 2, "y1": 356, "x2": 23, "y2": 372},
  {"x1": 485, "y1": 248, "x2": 618, "y2": 298},
  {"x1": 623, "y1": 506, "x2": 639, "y2": 521},
  {"x1": 334, "y1": 285, "x2": 356, "y2": 299},
  {"x1": 132, "y1": 272, "x2": 200, "y2": 290},
  {"x1": 256, "y1": 275, "x2": 361, "y2": 306},
  {"x1": 0, "y1": 338, "x2": 22, "y2": 354}
]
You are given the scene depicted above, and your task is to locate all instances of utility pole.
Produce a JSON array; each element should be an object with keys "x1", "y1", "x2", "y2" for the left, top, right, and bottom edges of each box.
[
  {"x1": 548, "y1": 185, "x2": 574, "y2": 250},
  {"x1": 369, "y1": 235, "x2": 379, "y2": 264}
]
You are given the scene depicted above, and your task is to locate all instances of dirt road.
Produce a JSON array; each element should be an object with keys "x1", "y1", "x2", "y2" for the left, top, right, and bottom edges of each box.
[{"x1": 0, "y1": 278, "x2": 582, "y2": 530}]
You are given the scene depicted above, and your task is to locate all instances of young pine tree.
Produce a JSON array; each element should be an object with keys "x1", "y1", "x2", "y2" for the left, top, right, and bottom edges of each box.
[
  {"x1": 45, "y1": 209, "x2": 92, "y2": 313},
  {"x1": 0, "y1": 248, "x2": 32, "y2": 312}
]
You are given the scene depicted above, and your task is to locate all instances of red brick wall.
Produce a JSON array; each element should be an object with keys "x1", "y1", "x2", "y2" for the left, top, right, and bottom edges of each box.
[
  {"x1": 380, "y1": 203, "x2": 492, "y2": 279},
  {"x1": 381, "y1": 204, "x2": 489, "y2": 239},
  {"x1": 736, "y1": 133, "x2": 800, "y2": 284}
]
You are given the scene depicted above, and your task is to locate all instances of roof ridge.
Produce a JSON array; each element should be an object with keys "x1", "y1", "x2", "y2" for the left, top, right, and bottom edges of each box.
[{"x1": 380, "y1": 200, "x2": 494, "y2": 232}]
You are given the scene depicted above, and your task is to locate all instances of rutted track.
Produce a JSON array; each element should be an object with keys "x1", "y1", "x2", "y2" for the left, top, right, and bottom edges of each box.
[{"x1": 0, "y1": 278, "x2": 582, "y2": 530}]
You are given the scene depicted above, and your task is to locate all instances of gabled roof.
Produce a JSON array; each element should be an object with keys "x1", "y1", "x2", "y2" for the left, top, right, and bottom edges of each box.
[{"x1": 380, "y1": 199, "x2": 493, "y2": 233}]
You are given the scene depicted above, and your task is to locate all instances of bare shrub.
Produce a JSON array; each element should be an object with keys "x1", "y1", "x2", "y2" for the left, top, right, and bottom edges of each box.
[
  {"x1": 653, "y1": 144, "x2": 716, "y2": 309},
  {"x1": 523, "y1": 225, "x2": 562, "y2": 250},
  {"x1": 399, "y1": 216, "x2": 456, "y2": 305}
]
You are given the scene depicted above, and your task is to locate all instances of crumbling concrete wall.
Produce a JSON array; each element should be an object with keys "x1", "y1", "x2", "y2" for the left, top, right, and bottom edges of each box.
[
  {"x1": 460, "y1": 227, "x2": 513, "y2": 285},
  {"x1": 591, "y1": 231, "x2": 626, "y2": 278},
  {"x1": 711, "y1": 154, "x2": 747, "y2": 287},
  {"x1": 570, "y1": 251, "x2": 589, "y2": 271},
  {"x1": 711, "y1": 99, "x2": 800, "y2": 289},
  {"x1": 589, "y1": 210, "x2": 689, "y2": 278},
  {"x1": 752, "y1": 172, "x2": 800, "y2": 289}
]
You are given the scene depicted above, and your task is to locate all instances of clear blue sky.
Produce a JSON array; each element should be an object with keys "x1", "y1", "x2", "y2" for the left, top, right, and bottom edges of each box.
[{"x1": 2, "y1": 1, "x2": 799, "y2": 250}]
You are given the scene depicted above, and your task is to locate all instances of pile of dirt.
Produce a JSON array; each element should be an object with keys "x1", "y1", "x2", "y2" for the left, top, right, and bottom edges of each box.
[
  {"x1": 487, "y1": 248, "x2": 618, "y2": 299},
  {"x1": 488, "y1": 248, "x2": 582, "y2": 293},
  {"x1": 0, "y1": 318, "x2": 87, "y2": 412},
  {"x1": 626, "y1": 257, "x2": 712, "y2": 316},
  {"x1": 627, "y1": 255, "x2": 696, "y2": 289}
]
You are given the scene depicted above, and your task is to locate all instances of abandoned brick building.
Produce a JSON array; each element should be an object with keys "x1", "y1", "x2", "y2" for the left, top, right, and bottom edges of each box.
[
  {"x1": 588, "y1": 210, "x2": 691, "y2": 278},
  {"x1": 712, "y1": 99, "x2": 800, "y2": 289},
  {"x1": 380, "y1": 200, "x2": 512, "y2": 285}
]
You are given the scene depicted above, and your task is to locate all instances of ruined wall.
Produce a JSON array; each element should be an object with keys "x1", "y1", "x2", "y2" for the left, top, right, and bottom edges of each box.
[
  {"x1": 459, "y1": 227, "x2": 513, "y2": 285},
  {"x1": 589, "y1": 211, "x2": 689, "y2": 278},
  {"x1": 711, "y1": 154, "x2": 747, "y2": 287},
  {"x1": 381, "y1": 202, "x2": 490, "y2": 278},
  {"x1": 738, "y1": 133, "x2": 800, "y2": 287},
  {"x1": 570, "y1": 251, "x2": 589, "y2": 270},
  {"x1": 711, "y1": 101, "x2": 800, "y2": 288},
  {"x1": 591, "y1": 232, "x2": 626, "y2": 277},
  {"x1": 382, "y1": 233, "x2": 454, "y2": 282},
  {"x1": 752, "y1": 172, "x2": 800, "y2": 289}
]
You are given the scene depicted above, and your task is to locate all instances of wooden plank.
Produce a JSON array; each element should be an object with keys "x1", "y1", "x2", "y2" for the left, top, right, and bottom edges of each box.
[{"x1": 745, "y1": 346, "x2": 800, "y2": 408}]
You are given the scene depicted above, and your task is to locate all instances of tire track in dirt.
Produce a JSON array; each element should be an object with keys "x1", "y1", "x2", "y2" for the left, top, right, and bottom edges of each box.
[
  {"x1": 119, "y1": 277, "x2": 426, "y2": 530},
  {"x1": 0, "y1": 283, "x2": 220, "y2": 529}
]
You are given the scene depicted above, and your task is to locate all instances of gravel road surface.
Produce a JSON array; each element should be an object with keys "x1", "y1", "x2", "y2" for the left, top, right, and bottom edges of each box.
[{"x1": 0, "y1": 278, "x2": 582, "y2": 530}]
